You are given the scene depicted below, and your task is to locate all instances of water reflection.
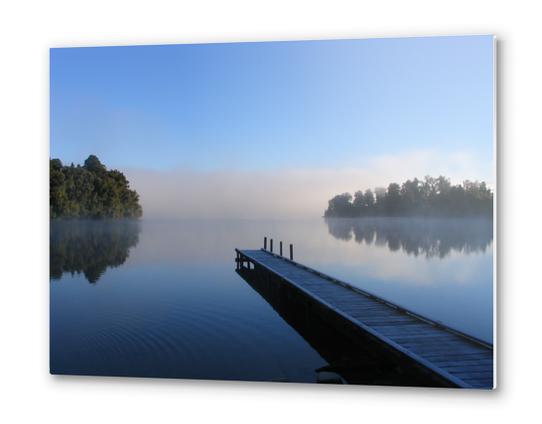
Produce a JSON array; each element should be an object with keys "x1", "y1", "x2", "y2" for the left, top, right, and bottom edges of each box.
[
  {"x1": 50, "y1": 220, "x2": 141, "y2": 283},
  {"x1": 236, "y1": 267, "x2": 443, "y2": 387},
  {"x1": 49, "y1": 218, "x2": 493, "y2": 379},
  {"x1": 325, "y1": 217, "x2": 493, "y2": 258}
]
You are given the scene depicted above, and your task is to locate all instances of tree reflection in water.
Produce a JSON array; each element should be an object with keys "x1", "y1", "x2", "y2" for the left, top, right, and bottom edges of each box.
[
  {"x1": 50, "y1": 219, "x2": 141, "y2": 283},
  {"x1": 325, "y1": 217, "x2": 492, "y2": 258}
]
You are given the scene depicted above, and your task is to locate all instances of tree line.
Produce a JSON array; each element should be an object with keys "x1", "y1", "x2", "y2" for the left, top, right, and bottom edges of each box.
[
  {"x1": 50, "y1": 155, "x2": 143, "y2": 219},
  {"x1": 324, "y1": 176, "x2": 493, "y2": 218}
]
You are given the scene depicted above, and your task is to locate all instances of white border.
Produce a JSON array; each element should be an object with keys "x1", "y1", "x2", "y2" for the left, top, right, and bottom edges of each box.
[
  {"x1": 2, "y1": 1, "x2": 542, "y2": 423},
  {"x1": 493, "y1": 35, "x2": 498, "y2": 389}
]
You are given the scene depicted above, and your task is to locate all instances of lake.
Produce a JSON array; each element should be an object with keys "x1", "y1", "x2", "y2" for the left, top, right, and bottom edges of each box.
[{"x1": 50, "y1": 217, "x2": 493, "y2": 384}]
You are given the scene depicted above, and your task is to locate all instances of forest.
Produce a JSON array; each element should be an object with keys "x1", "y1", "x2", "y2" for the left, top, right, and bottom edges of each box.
[
  {"x1": 50, "y1": 155, "x2": 142, "y2": 219},
  {"x1": 324, "y1": 176, "x2": 493, "y2": 218}
]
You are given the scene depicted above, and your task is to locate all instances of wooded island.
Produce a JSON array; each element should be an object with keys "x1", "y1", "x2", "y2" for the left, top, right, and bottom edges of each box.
[
  {"x1": 50, "y1": 155, "x2": 142, "y2": 219},
  {"x1": 324, "y1": 176, "x2": 493, "y2": 218}
]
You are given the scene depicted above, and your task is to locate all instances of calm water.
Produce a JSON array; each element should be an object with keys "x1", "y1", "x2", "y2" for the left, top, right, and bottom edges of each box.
[{"x1": 50, "y1": 217, "x2": 493, "y2": 383}]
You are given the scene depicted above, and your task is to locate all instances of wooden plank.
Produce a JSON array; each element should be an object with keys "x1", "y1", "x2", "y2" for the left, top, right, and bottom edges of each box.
[
  {"x1": 390, "y1": 333, "x2": 462, "y2": 342},
  {"x1": 370, "y1": 320, "x2": 430, "y2": 327},
  {"x1": 357, "y1": 317, "x2": 418, "y2": 326},
  {"x1": 442, "y1": 364, "x2": 494, "y2": 372},
  {"x1": 450, "y1": 371, "x2": 494, "y2": 379},
  {"x1": 372, "y1": 323, "x2": 434, "y2": 333},
  {"x1": 433, "y1": 359, "x2": 493, "y2": 367},
  {"x1": 404, "y1": 344, "x2": 484, "y2": 356},
  {"x1": 421, "y1": 353, "x2": 492, "y2": 363},
  {"x1": 343, "y1": 309, "x2": 399, "y2": 318}
]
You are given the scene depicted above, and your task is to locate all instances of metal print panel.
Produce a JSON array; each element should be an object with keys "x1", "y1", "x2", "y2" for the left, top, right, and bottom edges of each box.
[{"x1": 50, "y1": 35, "x2": 495, "y2": 388}]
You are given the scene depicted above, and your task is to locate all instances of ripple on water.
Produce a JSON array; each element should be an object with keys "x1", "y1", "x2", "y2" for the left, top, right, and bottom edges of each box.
[{"x1": 66, "y1": 294, "x2": 304, "y2": 380}]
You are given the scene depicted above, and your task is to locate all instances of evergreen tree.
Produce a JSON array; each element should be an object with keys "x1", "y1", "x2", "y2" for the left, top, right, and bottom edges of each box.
[{"x1": 50, "y1": 155, "x2": 143, "y2": 219}]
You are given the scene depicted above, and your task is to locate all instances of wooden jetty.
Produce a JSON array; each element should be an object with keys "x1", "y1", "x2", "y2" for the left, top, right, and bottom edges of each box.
[{"x1": 235, "y1": 243, "x2": 494, "y2": 389}]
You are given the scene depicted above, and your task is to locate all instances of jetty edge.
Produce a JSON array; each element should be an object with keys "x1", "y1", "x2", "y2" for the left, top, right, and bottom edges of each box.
[{"x1": 235, "y1": 243, "x2": 494, "y2": 389}]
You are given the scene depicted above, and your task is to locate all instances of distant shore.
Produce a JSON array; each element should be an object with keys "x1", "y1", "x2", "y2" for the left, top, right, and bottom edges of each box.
[{"x1": 324, "y1": 176, "x2": 493, "y2": 219}]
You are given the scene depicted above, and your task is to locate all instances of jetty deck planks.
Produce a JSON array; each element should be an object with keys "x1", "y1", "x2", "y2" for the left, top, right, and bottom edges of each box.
[{"x1": 236, "y1": 248, "x2": 494, "y2": 389}]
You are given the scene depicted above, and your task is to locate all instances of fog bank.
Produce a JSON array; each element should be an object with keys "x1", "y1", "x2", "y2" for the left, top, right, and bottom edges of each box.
[{"x1": 125, "y1": 150, "x2": 493, "y2": 219}]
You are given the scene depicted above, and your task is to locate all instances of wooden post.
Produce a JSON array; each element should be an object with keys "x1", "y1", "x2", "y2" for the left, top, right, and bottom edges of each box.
[
  {"x1": 270, "y1": 239, "x2": 273, "y2": 253},
  {"x1": 289, "y1": 244, "x2": 293, "y2": 260},
  {"x1": 264, "y1": 237, "x2": 267, "y2": 250},
  {"x1": 280, "y1": 241, "x2": 283, "y2": 256}
]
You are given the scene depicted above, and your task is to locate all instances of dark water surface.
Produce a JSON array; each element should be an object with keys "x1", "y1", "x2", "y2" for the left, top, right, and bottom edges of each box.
[{"x1": 50, "y1": 218, "x2": 493, "y2": 382}]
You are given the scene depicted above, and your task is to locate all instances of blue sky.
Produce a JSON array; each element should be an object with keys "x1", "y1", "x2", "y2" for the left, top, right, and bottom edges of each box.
[{"x1": 50, "y1": 36, "x2": 494, "y2": 174}]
